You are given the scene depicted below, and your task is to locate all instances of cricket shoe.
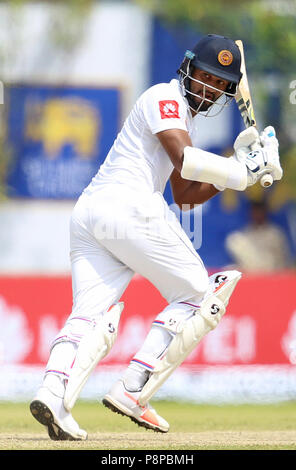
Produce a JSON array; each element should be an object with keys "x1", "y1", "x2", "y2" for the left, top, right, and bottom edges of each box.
[
  {"x1": 30, "y1": 375, "x2": 87, "y2": 441},
  {"x1": 102, "y1": 379, "x2": 169, "y2": 433}
]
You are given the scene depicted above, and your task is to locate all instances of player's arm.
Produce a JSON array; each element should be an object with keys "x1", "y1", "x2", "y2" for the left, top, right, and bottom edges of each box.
[
  {"x1": 157, "y1": 127, "x2": 282, "y2": 203},
  {"x1": 170, "y1": 169, "x2": 219, "y2": 209},
  {"x1": 156, "y1": 128, "x2": 220, "y2": 209}
]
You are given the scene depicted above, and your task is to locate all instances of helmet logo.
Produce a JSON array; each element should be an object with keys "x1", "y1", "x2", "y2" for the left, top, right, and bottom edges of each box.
[{"x1": 218, "y1": 50, "x2": 233, "y2": 66}]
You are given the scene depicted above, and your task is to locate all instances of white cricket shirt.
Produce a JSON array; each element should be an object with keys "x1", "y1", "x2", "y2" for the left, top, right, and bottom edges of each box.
[{"x1": 84, "y1": 79, "x2": 195, "y2": 195}]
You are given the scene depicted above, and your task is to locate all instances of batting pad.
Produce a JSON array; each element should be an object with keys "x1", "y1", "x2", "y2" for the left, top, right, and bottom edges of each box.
[
  {"x1": 138, "y1": 270, "x2": 242, "y2": 406},
  {"x1": 64, "y1": 302, "x2": 124, "y2": 411}
]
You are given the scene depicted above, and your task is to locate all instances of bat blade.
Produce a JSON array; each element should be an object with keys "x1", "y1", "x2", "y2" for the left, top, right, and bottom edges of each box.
[
  {"x1": 235, "y1": 39, "x2": 273, "y2": 188},
  {"x1": 236, "y1": 96, "x2": 256, "y2": 128},
  {"x1": 235, "y1": 40, "x2": 256, "y2": 128}
]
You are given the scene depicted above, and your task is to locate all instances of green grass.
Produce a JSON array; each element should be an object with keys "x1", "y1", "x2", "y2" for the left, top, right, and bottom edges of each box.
[
  {"x1": 1, "y1": 400, "x2": 296, "y2": 450},
  {"x1": 74, "y1": 400, "x2": 296, "y2": 432},
  {"x1": 2, "y1": 400, "x2": 295, "y2": 432}
]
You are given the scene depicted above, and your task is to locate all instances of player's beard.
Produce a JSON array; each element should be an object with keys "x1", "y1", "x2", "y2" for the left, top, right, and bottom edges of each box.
[
  {"x1": 193, "y1": 89, "x2": 218, "y2": 112},
  {"x1": 194, "y1": 98, "x2": 212, "y2": 112}
]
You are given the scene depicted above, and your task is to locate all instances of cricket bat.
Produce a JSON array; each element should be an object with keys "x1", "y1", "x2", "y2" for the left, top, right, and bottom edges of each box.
[{"x1": 235, "y1": 39, "x2": 273, "y2": 188}]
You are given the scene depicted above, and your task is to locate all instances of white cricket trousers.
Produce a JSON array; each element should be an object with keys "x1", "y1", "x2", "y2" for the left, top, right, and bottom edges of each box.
[{"x1": 49, "y1": 185, "x2": 209, "y2": 373}]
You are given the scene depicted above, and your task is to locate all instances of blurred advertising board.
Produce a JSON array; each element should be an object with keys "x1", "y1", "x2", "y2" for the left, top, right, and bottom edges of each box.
[
  {"x1": 0, "y1": 272, "x2": 295, "y2": 367},
  {"x1": 1, "y1": 272, "x2": 296, "y2": 403},
  {"x1": 5, "y1": 84, "x2": 121, "y2": 199}
]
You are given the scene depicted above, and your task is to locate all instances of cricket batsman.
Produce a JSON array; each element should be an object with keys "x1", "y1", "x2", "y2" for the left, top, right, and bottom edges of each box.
[{"x1": 30, "y1": 34, "x2": 283, "y2": 439}]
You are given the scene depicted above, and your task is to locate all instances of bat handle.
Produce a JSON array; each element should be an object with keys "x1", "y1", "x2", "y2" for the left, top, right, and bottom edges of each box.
[
  {"x1": 260, "y1": 173, "x2": 273, "y2": 188},
  {"x1": 250, "y1": 141, "x2": 273, "y2": 188}
]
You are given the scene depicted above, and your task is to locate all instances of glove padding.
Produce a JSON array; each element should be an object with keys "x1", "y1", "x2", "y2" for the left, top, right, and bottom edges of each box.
[
  {"x1": 213, "y1": 126, "x2": 283, "y2": 191},
  {"x1": 213, "y1": 127, "x2": 260, "y2": 191},
  {"x1": 245, "y1": 126, "x2": 283, "y2": 186},
  {"x1": 260, "y1": 126, "x2": 283, "y2": 182},
  {"x1": 234, "y1": 126, "x2": 260, "y2": 164},
  {"x1": 233, "y1": 126, "x2": 283, "y2": 187}
]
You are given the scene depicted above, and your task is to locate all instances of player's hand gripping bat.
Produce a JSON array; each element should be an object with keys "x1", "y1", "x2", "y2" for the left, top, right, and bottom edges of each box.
[{"x1": 235, "y1": 40, "x2": 273, "y2": 188}]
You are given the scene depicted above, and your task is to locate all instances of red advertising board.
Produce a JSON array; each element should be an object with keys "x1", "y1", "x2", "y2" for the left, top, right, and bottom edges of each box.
[{"x1": 0, "y1": 272, "x2": 295, "y2": 367}]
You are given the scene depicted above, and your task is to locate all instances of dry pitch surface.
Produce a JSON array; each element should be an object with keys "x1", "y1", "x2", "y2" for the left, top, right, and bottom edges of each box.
[
  {"x1": 2, "y1": 430, "x2": 296, "y2": 451},
  {"x1": 1, "y1": 401, "x2": 296, "y2": 450}
]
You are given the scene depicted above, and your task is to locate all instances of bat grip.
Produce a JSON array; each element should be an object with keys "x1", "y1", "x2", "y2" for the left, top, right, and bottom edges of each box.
[{"x1": 249, "y1": 142, "x2": 273, "y2": 188}]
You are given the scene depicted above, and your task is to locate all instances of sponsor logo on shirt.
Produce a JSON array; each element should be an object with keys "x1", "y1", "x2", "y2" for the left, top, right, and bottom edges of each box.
[{"x1": 159, "y1": 100, "x2": 180, "y2": 119}]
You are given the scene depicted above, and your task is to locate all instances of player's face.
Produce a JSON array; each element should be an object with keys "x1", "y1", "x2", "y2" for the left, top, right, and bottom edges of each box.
[{"x1": 190, "y1": 68, "x2": 230, "y2": 112}]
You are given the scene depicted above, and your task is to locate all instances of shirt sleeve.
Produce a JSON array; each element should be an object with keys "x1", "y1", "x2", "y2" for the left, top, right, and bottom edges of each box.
[{"x1": 140, "y1": 82, "x2": 188, "y2": 135}]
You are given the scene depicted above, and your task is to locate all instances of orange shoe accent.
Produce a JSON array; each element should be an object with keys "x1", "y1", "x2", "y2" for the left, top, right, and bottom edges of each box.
[{"x1": 141, "y1": 409, "x2": 159, "y2": 426}]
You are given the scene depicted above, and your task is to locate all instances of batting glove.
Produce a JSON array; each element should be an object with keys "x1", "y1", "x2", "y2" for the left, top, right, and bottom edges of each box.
[
  {"x1": 233, "y1": 126, "x2": 261, "y2": 164},
  {"x1": 214, "y1": 127, "x2": 261, "y2": 191},
  {"x1": 246, "y1": 126, "x2": 283, "y2": 185},
  {"x1": 259, "y1": 126, "x2": 283, "y2": 181},
  {"x1": 244, "y1": 127, "x2": 283, "y2": 186}
]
